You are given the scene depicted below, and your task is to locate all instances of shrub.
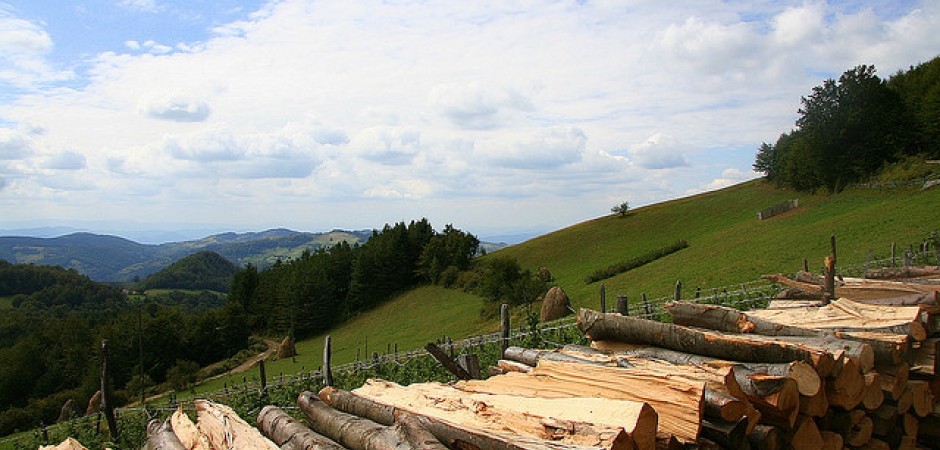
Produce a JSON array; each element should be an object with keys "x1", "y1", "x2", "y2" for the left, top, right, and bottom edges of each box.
[{"x1": 585, "y1": 240, "x2": 690, "y2": 283}]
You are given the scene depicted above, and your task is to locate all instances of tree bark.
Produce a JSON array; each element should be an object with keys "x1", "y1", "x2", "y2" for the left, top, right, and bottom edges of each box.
[
  {"x1": 257, "y1": 405, "x2": 345, "y2": 450},
  {"x1": 297, "y1": 391, "x2": 448, "y2": 450},
  {"x1": 577, "y1": 309, "x2": 835, "y2": 375}
]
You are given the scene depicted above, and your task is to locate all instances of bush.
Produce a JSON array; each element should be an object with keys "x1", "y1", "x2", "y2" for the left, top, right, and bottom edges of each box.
[{"x1": 585, "y1": 240, "x2": 690, "y2": 283}]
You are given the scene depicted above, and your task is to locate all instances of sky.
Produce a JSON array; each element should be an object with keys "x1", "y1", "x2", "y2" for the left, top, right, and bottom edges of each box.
[{"x1": 1, "y1": 0, "x2": 938, "y2": 242}]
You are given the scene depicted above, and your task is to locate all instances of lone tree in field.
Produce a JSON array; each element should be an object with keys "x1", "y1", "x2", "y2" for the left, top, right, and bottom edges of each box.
[{"x1": 611, "y1": 201, "x2": 630, "y2": 217}]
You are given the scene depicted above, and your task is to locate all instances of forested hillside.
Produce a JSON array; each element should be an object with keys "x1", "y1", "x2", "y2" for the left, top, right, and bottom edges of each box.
[
  {"x1": 140, "y1": 251, "x2": 237, "y2": 292},
  {"x1": 754, "y1": 56, "x2": 940, "y2": 191},
  {"x1": 0, "y1": 262, "x2": 249, "y2": 436}
]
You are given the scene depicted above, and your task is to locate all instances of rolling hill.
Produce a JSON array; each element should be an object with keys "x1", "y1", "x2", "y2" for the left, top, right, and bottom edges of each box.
[
  {"x1": 189, "y1": 179, "x2": 940, "y2": 395},
  {"x1": 0, "y1": 229, "x2": 372, "y2": 282}
]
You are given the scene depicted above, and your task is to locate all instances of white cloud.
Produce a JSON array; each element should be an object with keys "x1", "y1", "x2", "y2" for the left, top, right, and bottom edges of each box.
[
  {"x1": 0, "y1": 128, "x2": 33, "y2": 160},
  {"x1": 43, "y1": 151, "x2": 86, "y2": 170},
  {"x1": 138, "y1": 94, "x2": 211, "y2": 122},
  {"x1": 628, "y1": 133, "x2": 688, "y2": 170},
  {"x1": 428, "y1": 82, "x2": 533, "y2": 130},
  {"x1": 476, "y1": 126, "x2": 586, "y2": 170},
  {"x1": 2, "y1": 0, "x2": 940, "y2": 233},
  {"x1": 0, "y1": 7, "x2": 70, "y2": 89},
  {"x1": 118, "y1": 0, "x2": 162, "y2": 13}
]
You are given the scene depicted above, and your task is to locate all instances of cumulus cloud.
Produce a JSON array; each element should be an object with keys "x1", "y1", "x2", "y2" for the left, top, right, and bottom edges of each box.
[
  {"x1": 428, "y1": 83, "x2": 534, "y2": 130},
  {"x1": 138, "y1": 94, "x2": 211, "y2": 122},
  {"x1": 0, "y1": 128, "x2": 33, "y2": 160},
  {"x1": 350, "y1": 127, "x2": 422, "y2": 166},
  {"x1": 691, "y1": 168, "x2": 760, "y2": 194},
  {"x1": 43, "y1": 151, "x2": 86, "y2": 170},
  {"x1": 772, "y1": 4, "x2": 825, "y2": 47},
  {"x1": 628, "y1": 133, "x2": 688, "y2": 170},
  {"x1": 477, "y1": 126, "x2": 586, "y2": 170},
  {"x1": 0, "y1": 7, "x2": 70, "y2": 88}
]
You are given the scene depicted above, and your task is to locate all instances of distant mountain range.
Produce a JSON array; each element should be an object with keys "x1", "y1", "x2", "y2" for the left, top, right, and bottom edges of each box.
[
  {"x1": 0, "y1": 228, "x2": 512, "y2": 282},
  {"x1": 0, "y1": 229, "x2": 373, "y2": 282}
]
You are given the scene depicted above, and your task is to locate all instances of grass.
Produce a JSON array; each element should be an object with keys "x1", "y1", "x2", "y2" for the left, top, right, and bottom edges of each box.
[
  {"x1": 177, "y1": 285, "x2": 491, "y2": 400},
  {"x1": 0, "y1": 297, "x2": 13, "y2": 309},
  {"x1": 169, "y1": 179, "x2": 940, "y2": 401}
]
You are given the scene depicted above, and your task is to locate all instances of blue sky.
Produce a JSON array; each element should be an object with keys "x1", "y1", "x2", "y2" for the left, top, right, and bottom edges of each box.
[{"x1": 1, "y1": 0, "x2": 938, "y2": 241}]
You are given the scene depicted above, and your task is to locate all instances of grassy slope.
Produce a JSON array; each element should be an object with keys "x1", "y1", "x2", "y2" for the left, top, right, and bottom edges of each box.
[{"x1": 187, "y1": 180, "x2": 939, "y2": 396}]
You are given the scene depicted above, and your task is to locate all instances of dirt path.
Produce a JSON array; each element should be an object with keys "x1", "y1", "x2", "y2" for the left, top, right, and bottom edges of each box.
[
  {"x1": 205, "y1": 338, "x2": 279, "y2": 382},
  {"x1": 127, "y1": 339, "x2": 279, "y2": 406}
]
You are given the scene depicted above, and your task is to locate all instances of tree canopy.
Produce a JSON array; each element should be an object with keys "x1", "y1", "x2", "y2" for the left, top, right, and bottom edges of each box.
[{"x1": 755, "y1": 57, "x2": 939, "y2": 191}]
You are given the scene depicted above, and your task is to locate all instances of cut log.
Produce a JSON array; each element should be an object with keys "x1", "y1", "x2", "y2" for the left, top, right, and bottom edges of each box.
[
  {"x1": 913, "y1": 338, "x2": 939, "y2": 376},
  {"x1": 818, "y1": 430, "x2": 842, "y2": 450},
  {"x1": 171, "y1": 407, "x2": 211, "y2": 450},
  {"x1": 863, "y1": 266, "x2": 940, "y2": 280},
  {"x1": 825, "y1": 357, "x2": 865, "y2": 410},
  {"x1": 257, "y1": 405, "x2": 345, "y2": 450},
  {"x1": 828, "y1": 409, "x2": 873, "y2": 447},
  {"x1": 745, "y1": 298, "x2": 928, "y2": 341},
  {"x1": 455, "y1": 359, "x2": 699, "y2": 445},
  {"x1": 195, "y1": 400, "x2": 279, "y2": 450},
  {"x1": 424, "y1": 342, "x2": 473, "y2": 380},
  {"x1": 666, "y1": 301, "x2": 902, "y2": 367},
  {"x1": 788, "y1": 415, "x2": 823, "y2": 450},
  {"x1": 348, "y1": 380, "x2": 652, "y2": 450},
  {"x1": 144, "y1": 419, "x2": 186, "y2": 450},
  {"x1": 40, "y1": 437, "x2": 89, "y2": 450},
  {"x1": 700, "y1": 417, "x2": 747, "y2": 450},
  {"x1": 583, "y1": 343, "x2": 821, "y2": 399},
  {"x1": 498, "y1": 359, "x2": 533, "y2": 373},
  {"x1": 578, "y1": 309, "x2": 835, "y2": 375},
  {"x1": 318, "y1": 387, "x2": 606, "y2": 450},
  {"x1": 747, "y1": 425, "x2": 783, "y2": 450},
  {"x1": 861, "y1": 372, "x2": 885, "y2": 411},
  {"x1": 799, "y1": 378, "x2": 828, "y2": 418},
  {"x1": 878, "y1": 363, "x2": 910, "y2": 400},
  {"x1": 906, "y1": 379, "x2": 933, "y2": 417},
  {"x1": 298, "y1": 391, "x2": 451, "y2": 450},
  {"x1": 520, "y1": 345, "x2": 748, "y2": 424}
]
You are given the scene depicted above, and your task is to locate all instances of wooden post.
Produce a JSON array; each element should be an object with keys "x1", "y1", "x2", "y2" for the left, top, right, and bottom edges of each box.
[
  {"x1": 99, "y1": 340, "x2": 119, "y2": 440},
  {"x1": 259, "y1": 360, "x2": 267, "y2": 392},
  {"x1": 822, "y1": 256, "x2": 835, "y2": 306},
  {"x1": 674, "y1": 280, "x2": 682, "y2": 303},
  {"x1": 616, "y1": 295, "x2": 629, "y2": 316},
  {"x1": 803, "y1": 258, "x2": 809, "y2": 272},
  {"x1": 323, "y1": 335, "x2": 333, "y2": 387},
  {"x1": 500, "y1": 304, "x2": 510, "y2": 357},
  {"x1": 892, "y1": 242, "x2": 897, "y2": 266},
  {"x1": 830, "y1": 234, "x2": 837, "y2": 269},
  {"x1": 695, "y1": 287, "x2": 701, "y2": 299},
  {"x1": 600, "y1": 284, "x2": 607, "y2": 313},
  {"x1": 457, "y1": 354, "x2": 481, "y2": 379},
  {"x1": 425, "y1": 343, "x2": 473, "y2": 380},
  {"x1": 641, "y1": 293, "x2": 651, "y2": 317}
]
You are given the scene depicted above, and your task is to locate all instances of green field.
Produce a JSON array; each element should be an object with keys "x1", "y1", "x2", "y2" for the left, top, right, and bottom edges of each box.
[{"x1": 180, "y1": 179, "x2": 940, "y2": 399}]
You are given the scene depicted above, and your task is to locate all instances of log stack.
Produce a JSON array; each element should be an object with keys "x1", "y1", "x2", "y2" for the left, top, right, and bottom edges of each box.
[{"x1": 124, "y1": 269, "x2": 938, "y2": 450}]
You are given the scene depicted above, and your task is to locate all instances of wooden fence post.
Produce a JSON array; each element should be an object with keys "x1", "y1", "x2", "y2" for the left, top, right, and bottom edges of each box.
[
  {"x1": 259, "y1": 360, "x2": 267, "y2": 392},
  {"x1": 600, "y1": 284, "x2": 607, "y2": 313},
  {"x1": 892, "y1": 242, "x2": 897, "y2": 266},
  {"x1": 674, "y1": 280, "x2": 682, "y2": 303},
  {"x1": 616, "y1": 295, "x2": 629, "y2": 316},
  {"x1": 500, "y1": 304, "x2": 510, "y2": 358},
  {"x1": 641, "y1": 293, "x2": 651, "y2": 317},
  {"x1": 323, "y1": 335, "x2": 333, "y2": 387},
  {"x1": 99, "y1": 340, "x2": 119, "y2": 440}
]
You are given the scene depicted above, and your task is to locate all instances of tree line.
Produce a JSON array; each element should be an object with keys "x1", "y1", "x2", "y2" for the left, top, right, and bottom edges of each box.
[
  {"x1": 228, "y1": 219, "x2": 480, "y2": 338},
  {"x1": 754, "y1": 56, "x2": 940, "y2": 191}
]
